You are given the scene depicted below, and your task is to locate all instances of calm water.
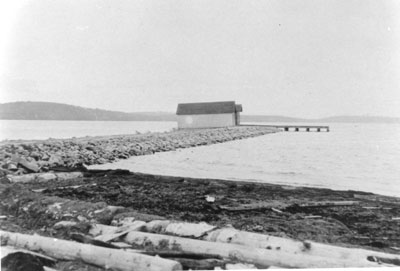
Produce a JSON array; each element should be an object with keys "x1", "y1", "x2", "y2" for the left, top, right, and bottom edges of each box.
[
  {"x1": 1, "y1": 120, "x2": 399, "y2": 197},
  {"x1": 0, "y1": 120, "x2": 177, "y2": 140},
  {"x1": 90, "y1": 123, "x2": 400, "y2": 197}
]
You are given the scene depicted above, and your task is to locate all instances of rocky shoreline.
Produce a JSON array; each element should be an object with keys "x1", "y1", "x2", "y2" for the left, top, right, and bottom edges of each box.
[{"x1": 0, "y1": 126, "x2": 278, "y2": 177}]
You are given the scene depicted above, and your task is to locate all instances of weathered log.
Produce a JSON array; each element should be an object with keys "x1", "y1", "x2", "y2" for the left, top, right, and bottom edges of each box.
[
  {"x1": 150, "y1": 221, "x2": 217, "y2": 238},
  {"x1": 352, "y1": 236, "x2": 400, "y2": 241},
  {"x1": 33, "y1": 183, "x2": 97, "y2": 193},
  {"x1": 89, "y1": 223, "x2": 121, "y2": 236},
  {"x1": 138, "y1": 221, "x2": 400, "y2": 267},
  {"x1": 110, "y1": 217, "x2": 147, "y2": 230},
  {"x1": 271, "y1": 208, "x2": 283, "y2": 213},
  {"x1": 90, "y1": 221, "x2": 147, "y2": 242},
  {"x1": 111, "y1": 242, "x2": 133, "y2": 249},
  {"x1": 121, "y1": 231, "x2": 383, "y2": 268},
  {"x1": 225, "y1": 263, "x2": 257, "y2": 269},
  {"x1": 53, "y1": 221, "x2": 78, "y2": 229},
  {"x1": 140, "y1": 220, "x2": 217, "y2": 238},
  {"x1": 112, "y1": 211, "x2": 166, "y2": 224},
  {"x1": 6, "y1": 172, "x2": 83, "y2": 183},
  {"x1": 143, "y1": 220, "x2": 171, "y2": 233},
  {"x1": 32, "y1": 188, "x2": 48, "y2": 193},
  {"x1": 204, "y1": 228, "x2": 400, "y2": 266},
  {"x1": 368, "y1": 256, "x2": 400, "y2": 266},
  {"x1": 141, "y1": 251, "x2": 223, "y2": 260},
  {"x1": 6, "y1": 174, "x2": 45, "y2": 183},
  {"x1": 353, "y1": 194, "x2": 400, "y2": 205},
  {"x1": 304, "y1": 215, "x2": 323, "y2": 219},
  {"x1": 88, "y1": 219, "x2": 201, "y2": 245},
  {"x1": 69, "y1": 233, "x2": 121, "y2": 249},
  {"x1": 94, "y1": 229, "x2": 133, "y2": 243},
  {"x1": 362, "y1": 206, "x2": 382, "y2": 210},
  {"x1": 88, "y1": 220, "x2": 400, "y2": 267},
  {"x1": 219, "y1": 201, "x2": 288, "y2": 211},
  {"x1": 295, "y1": 201, "x2": 360, "y2": 208},
  {"x1": 167, "y1": 258, "x2": 226, "y2": 270},
  {"x1": 0, "y1": 231, "x2": 182, "y2": 271}
]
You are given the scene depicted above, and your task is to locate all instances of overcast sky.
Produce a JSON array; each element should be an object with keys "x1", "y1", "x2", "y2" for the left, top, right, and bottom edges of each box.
[{"x1": 0, "y1": 0, "x2": 399, "y2": 117}]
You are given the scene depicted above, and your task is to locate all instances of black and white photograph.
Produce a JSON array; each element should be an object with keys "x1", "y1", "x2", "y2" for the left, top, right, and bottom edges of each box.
[{"x1": 0, "y1": 0, "x2": 399, "y2": 270}]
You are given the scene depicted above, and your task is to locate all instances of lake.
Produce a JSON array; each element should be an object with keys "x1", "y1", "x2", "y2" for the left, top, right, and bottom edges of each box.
[
  {"x1": 1, "y1": 120, "x2": 399, "y2": 197},
  {"x1": 90, "y1": 122, "x2": 400, "y2": 197}
]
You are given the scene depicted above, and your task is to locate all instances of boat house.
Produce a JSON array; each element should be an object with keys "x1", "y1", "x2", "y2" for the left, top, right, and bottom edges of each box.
[{"x1": 176, "y1": 101, "x2": 243, "y2": 129}]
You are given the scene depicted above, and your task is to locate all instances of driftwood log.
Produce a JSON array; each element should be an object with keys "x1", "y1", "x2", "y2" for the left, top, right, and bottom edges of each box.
[
  {"x1": 354, "y1": 194, "x2": 400, "y2": 205},
  {"x1": 121, "y1": 231, "x2": 384, "y2": 268},
  {"x1": 219, "y1": 200, "x2": 359, "y2": 212},
  {"x1": 88, "y1": 220, "x2": 399, "y2": 268},
  {"x1": 295, "y1": 200, "x2": 360, "y2": 208},
  {"x1": 148, "y1": 220, "x2": 400, "y2": 267},
  {"x1": 204, "y1": 228, "x2": 400, "y2": 266},
  {"x1": 167, "y1": 258, "x2": 226, "y2": 270},
  {"x1": 0, "y1": 231, "x2": 182, "y2": 271},
  {"x1": 6, "y1": 172, "x2": 84, "y2": 183}
]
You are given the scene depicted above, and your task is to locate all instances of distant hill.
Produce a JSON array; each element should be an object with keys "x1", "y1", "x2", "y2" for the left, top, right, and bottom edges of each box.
[
  {"x1": 1, "y1": 101, "x2": 399, "y2": 123},
  {"x1": 0, "y1": 101, "x2": 176, "y2": 121},
  {"x1": 241, "y1": 115, "x2": 310, "y2": 123},
  {"x1": 242, "y1": 115, "x2": 400, "y2": 123}
]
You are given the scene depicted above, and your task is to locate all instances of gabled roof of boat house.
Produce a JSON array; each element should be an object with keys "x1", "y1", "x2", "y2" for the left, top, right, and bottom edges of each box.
[{"x1": 176, "y1": 101, "x2": 240, "y2": 115}]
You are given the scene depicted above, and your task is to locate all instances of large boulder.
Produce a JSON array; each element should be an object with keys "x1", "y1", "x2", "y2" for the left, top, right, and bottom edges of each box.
[
  {"x1": 48, "y1": 155, "x2": 63, "y2": 166},
  {"x1": 18, "y1": 157, "x2": 40, "y2": 173}
]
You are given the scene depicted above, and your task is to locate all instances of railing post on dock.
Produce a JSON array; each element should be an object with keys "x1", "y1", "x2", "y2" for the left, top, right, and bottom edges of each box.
[{"x1": 273, "y1": 125, "x2": 329, "y2": 132}]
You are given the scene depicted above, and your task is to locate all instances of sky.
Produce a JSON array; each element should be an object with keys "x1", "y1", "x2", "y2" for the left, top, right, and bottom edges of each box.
[{"x1": 0, "y1": 0, "x2": 399, "y2": 118}]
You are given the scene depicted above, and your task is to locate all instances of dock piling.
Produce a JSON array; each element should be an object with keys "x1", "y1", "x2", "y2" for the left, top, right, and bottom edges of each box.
[{"x1": 240, "y1": 124, "x2": 330, "y2": 133}]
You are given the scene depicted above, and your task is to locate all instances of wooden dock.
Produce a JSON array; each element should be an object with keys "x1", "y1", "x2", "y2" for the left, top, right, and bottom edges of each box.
[{"x1": 241, "y1": 124, "x2": 330, "y2": 132}]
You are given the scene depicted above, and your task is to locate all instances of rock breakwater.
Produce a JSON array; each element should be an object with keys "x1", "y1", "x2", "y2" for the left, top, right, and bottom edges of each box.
[{"x1": 0, "y1": 126, "x2": 278, "y2": 176}]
